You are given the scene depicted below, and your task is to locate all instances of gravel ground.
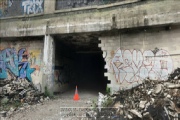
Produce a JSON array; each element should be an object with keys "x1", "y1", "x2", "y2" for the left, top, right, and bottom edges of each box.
[{"x1": 3, "y1": 88, "x2": 103, "y2": 120}]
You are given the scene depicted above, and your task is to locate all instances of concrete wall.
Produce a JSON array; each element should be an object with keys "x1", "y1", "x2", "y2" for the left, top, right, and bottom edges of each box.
[
  {"x1": 0, "y1": 38, "x2": 44, "y2": 91},
  {"x1": 0, "y1": 35, "x2": 57, "y2": 93},
  {"x1": 0, "y1": 0, "x2": 44, "y2": 18},
  {"x1": 99, "y1": 26, "x2": 180, "y2": 93},
  {"x1": 54, "y1": 59, "x2": 74, "y2": 92},
  {"x1": 2, "y1": 0, "x2": 180, "y2": 37},
  {"x1": 54, "y1": 42, "x2": 75, "y2": 92}
]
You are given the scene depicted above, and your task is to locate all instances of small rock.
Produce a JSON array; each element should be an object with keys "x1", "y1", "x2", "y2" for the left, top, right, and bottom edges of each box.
[
  {"x1": 40, "y1": 98, "x2": 44, "y2": 103},
  {"x1": 147, "y1": 90, "x2": 152, "y2": 95},
  {"x1": 119, "y1": 110, "x2": 123, "y2": 115},
  {"x1": 44, "y1": 97, "x2": 50, "y2": 101},
  {"x1": 86, "y1": 100, "x2": 92, "y2": 104},
  {"x1": 19, "y1": 107, "x2": 25, "y2": 111},
  {"x1": 0, "y1": 111, "x2": 7, "y2": 117},
  {"x1": 86, "y1": 111, "x2": 93, "y2": 118},
  {"x1": 23, "y1": 103, "x2": 29, "y2": 107}
]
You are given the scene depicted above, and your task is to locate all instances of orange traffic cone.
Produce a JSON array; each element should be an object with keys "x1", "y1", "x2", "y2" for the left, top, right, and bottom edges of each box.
[{"x1": 73, "y1": 86, "x2": 80, "y2": 101}]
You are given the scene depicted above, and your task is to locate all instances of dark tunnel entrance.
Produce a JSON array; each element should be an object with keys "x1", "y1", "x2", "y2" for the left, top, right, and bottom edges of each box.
[
  {"x1": 53, "y1": 34, "x2": 107, "y2": 93},
  {"x1": 74, "y1": 52, "x2": 106, "y2": 91}
]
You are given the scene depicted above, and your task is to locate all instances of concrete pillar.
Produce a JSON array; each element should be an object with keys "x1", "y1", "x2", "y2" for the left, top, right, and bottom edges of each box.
[
  {"x1": 44, "y1": 0, "x2": 56, "y2": 14},
  {"x1": 42, "y1": 35, "x2": 55, "y2": 94}
]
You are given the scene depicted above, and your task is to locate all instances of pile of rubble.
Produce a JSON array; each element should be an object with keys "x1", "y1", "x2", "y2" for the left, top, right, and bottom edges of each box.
[
  {"x1": 0, "y1": 79, "x2": 43, "y2": 117},
  {"x1": 113, "y1": 79, "x2": 180, "y2": 120},
  {"x1": 88, "y1": 69, "x2": 180, "y2": 120}
]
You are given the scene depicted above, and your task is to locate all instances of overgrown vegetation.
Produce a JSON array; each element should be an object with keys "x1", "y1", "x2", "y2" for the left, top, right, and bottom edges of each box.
[
  {"x1": 102, "y1": 96, "x2": 114, "y2": 107},
  {"x1": 91, "y1": 99, "x2": 98, "y2": 111},
  {"x1": 44, "y1": 86, "x2": 54, "y2": 98},
  {"x1": 106, "y1": 86, "x2": 111, "y2": 95},
  {"x1": 0, "y1": 100, "x2": 21, "y2": 111}
]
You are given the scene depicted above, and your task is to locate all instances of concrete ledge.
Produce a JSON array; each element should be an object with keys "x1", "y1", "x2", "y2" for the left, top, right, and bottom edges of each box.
[{"x1": 0, "y1": 13, "x2": 44, "y2": 20}]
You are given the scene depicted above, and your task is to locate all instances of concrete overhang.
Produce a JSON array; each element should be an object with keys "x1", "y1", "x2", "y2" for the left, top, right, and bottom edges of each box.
[{"x1": 0, "y1": 0, "x2": 180, "y2": 37}]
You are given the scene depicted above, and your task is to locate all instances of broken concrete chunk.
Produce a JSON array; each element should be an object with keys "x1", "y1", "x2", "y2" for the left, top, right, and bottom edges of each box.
[
  {"x1": 142, "y1": 112, "x2": 153, "y2": 120},
  {"x1": 166, "y1": 94, "x2": 171, "y2": 99},
  {"x1": 167, "y1": 84, "x2": 180, "y2": 89},
  {"x1": 129, "y1": 109, "x2": 142, "y2": 118},
  {"x1": 19, "y1": 89, "x2": 28, "y2": 97},
  {"x1": 154, "y1": 84, "x2": 162, "y2": 94},
  {"x1": 147, "y1": 90, "x2": 152, "y2": 95},
  {"x1": 127, "y1": 114, "x2": 133, "y2": 119},
  {"x1": 113, "y1": 101, "x2": 121, "y2": 108},
  {"x1": 96, "y1": 73, "x2": 180, "y2": 120},
  {"x1": 98, "y1": 92, "x2": 106, "y2": 111},
  {"x1": 119, "y1": 104, "x2": 124, "y2": 108},
  {"x1": 139, "y1": 101, "x2": 147, "y2": 109},
  {"x1": 0, "y1": 87, "x2": 3, "y2": 94}
]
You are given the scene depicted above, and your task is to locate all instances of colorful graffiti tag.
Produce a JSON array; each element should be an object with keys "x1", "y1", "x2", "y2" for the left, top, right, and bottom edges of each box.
[
  {"x1": 22, "y1": 0, "x2": 43, "y2": 15},
  {"x1": 0, "y1": 0, "x2": 13, "y2": 17},
  {"x1": 0, "y1": 48, "x2": 39, "y2": 82},
  {"x1": 111, "y1": 49, "x2": 173, "y2": 83}
]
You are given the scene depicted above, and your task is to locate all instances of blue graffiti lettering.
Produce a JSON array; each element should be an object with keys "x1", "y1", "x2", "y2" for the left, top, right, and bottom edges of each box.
[
  {"x1": 0, "y1": 48, "x2": 38, "y2": 82},
  {"x1": 22, "y1": 0, "x2": 44, "y2": 15}
]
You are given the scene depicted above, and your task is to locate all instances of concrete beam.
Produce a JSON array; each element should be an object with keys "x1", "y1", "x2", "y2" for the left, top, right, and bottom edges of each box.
[{"x1": 0, "y1": 0, "x2": 180, "y2": 37}]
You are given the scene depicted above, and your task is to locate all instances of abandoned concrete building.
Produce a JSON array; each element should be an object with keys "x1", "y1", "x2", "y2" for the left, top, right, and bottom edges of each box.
[{"x1": 0, "y1": 0, "x2": 180, "y2": 94}]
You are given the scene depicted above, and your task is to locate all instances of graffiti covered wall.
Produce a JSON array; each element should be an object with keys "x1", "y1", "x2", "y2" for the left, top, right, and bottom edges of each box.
[
  {"x1": 56, "y1": 0, "x2": 129, "y2": 10},
  {"x1": 0, "y1": 0, "x2": 44, "y2": 18},
  {"x1": 22, "y1": 0, "x2": 44, "y2": 15},
  {"x1": 111, "y1": 49, "x2": 173, "y2": 83},
  {"x1": 0, "y1": 39, "x2": 44, "y2": 87},
  {"x1": 0, "y1": 0, "x2": 13, "y2": 17},
  {"x1": 99, "y1": 28, "x2": 180, "y2": 92}
]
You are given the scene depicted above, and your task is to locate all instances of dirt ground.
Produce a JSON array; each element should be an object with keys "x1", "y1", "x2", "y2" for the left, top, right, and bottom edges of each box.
[{"x1": 3, "y1": 88, "x2": 103, "y2": 120}]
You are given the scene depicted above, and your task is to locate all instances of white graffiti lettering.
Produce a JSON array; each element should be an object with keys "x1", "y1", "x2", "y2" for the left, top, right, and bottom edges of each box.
[
  {"x1": 111, "y1": 49, "x2": 173, "y2": 83},
  {"x1": 22, "y1": 0, "x2": 43, "y2": 14}
]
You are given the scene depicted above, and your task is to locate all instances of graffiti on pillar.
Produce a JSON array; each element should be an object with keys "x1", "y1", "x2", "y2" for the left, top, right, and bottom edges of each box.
[
  {"x1": 22, "y1": 0, "x2": 44, "y2": 15},
  {"x1": 0, "y1": 48, "x2": 40, "y2": 82},
  {"x1": 0, "y1": 0, "x2": 13, "y2": 17},
  {"x1": 111, "y1": 48, "x2": 173, "y2": 83}
]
